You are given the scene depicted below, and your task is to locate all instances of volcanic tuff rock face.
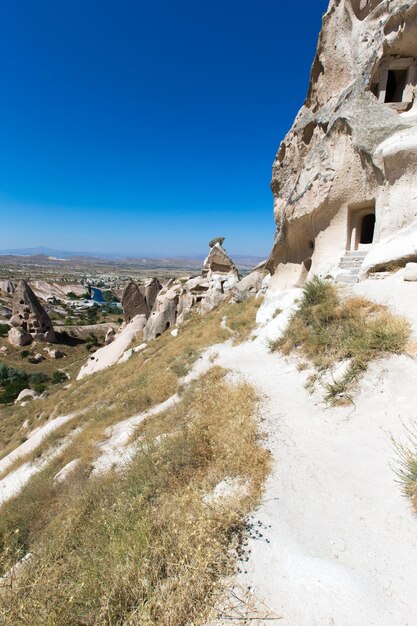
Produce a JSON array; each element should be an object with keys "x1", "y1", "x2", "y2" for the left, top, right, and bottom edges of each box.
[
  {"x1": 143, "y1": 239, "x2": 241, "y2": 340},
  {"x1": 121, "y1": 278, "x2": 162, "y2": 323},
  {"x1": 121, "y1": 282, "x2": 149, "y2": 323},
  {"x1": 270, "y1": 0, "x2": 417, "y2": 286},
  {"x1": 8, "y1": 280, "x2": 56, "y2": 346}
]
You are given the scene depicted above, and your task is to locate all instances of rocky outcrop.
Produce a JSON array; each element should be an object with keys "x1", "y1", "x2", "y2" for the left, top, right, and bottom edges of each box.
[
  {"x1": 142, "y1": 239, "x2": 241, "y2": 339},
  {"x1": 142, "y1": 277, "x2": 162, "y2": 312},
  {"x1": 202, "y1": 241, "x2": 238, "y2": 278},
  {"x1": 121, "y1": 282, "x2": 149, "y2": 323},
  {"x1": 0, "y1": 280, "x2": 16, "y2": 294},
  {"x1": 105, "y1": 327, "x2": 115, "y2": 345},
  {"x1": 200, "y1": 241, "x2": 240, "y2": 313},
  {"x1": 269, "y1": 0, "x2": 417, "y2": 285},
  {"x1": 121, "y1": 279, "x2": 162, "y2": 323},
  {"x1": 8, "y1": 280, "x2": 56, "y2": 346},
  {"x1": 143, "y1": 289, "x2": 179, "y2": 340},
  {"x1": 77, "y1": 314, "x2": 147, "y2": 379},
  {"x1": 232, "y1": 269, "x2": 268, "y2": 303}
]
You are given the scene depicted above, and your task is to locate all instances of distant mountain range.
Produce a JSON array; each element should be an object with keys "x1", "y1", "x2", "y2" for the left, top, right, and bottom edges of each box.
[{"x1": 0, "y1": 247, "x2": 266, "y2": 270}]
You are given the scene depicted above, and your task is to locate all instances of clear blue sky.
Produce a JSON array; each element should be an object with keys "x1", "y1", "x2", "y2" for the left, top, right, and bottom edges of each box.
[{"x1": 0, "y1": 0, "x2": 328, "y2": 257}]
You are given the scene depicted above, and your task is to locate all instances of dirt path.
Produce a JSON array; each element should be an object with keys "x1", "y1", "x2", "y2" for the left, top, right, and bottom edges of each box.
[{"x1": 212, "y1": 338, "x2": 417, "y2": 625}]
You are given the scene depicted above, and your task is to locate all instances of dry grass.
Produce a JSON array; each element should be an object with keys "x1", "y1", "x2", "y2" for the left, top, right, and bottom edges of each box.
[
  {"x1": 0, "y1": 368, "x2": 269, "y2": 626},
  {"x1": 270, "y1": 277, "x2": 410, "y2": 403},
  {"x1": 394, "y1": 425, "x2": 417, "y2": 513},
  {"x1": 222, "y1": 297, "x2": 261, "y2": 344},
  {"x1": 0, "y1": 296, "x2": 261, "y2": 466}
]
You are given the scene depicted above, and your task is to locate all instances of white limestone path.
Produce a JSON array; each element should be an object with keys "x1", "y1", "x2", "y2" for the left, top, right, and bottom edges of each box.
[{"x1": 212, "y1": 336, "x2": 417, "y2": 626}]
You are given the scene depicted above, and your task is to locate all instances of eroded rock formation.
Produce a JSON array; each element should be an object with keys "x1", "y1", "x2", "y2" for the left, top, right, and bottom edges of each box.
[
  {"x1": 121, "y1": 282, "x2": 149, "y2": 323},
  {"x1": 143, "y1": 239, "x2": 241, "y2": 340},
  {"x1": 269, "y1": 0, "x2": 417, "y2": 286},
  {"x1": 121, "y1": 279, "x2": 162, "y2": 323},
  {"x1": 8, "y1": 280, "x2": 56, "y2": 346}
]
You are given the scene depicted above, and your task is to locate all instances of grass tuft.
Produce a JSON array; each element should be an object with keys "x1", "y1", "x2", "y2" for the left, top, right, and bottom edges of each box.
[
  {"x1": 271, "y1": 277, "x2": 410, "y2": 402},
  {"x1": 393, "y1": 426, "x2": 417, "y2": 513}
]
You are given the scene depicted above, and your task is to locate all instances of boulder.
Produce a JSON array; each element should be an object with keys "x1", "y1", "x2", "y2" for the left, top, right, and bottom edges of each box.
[
  {"x1": 15, "y1": 389, "x2": 40, "y2": 403},
  {"x1": 209, "y1": 236, "x2": 225, "y2": 248},
  {"x1": 404, "y1": 262, "x2": 417, "y2": 282},
  {"x1": 8, "y1": 326, "x2": 32, "y2": 347},
  {"x1": 45, "y1": 349, "x2": 65, "y2": 359},
  {"x1": 29, "y1": 353, "x2": 44, "y2": 364},
  {"x1": 233, "y1": 270, "x2": 268, "y2": 302}
]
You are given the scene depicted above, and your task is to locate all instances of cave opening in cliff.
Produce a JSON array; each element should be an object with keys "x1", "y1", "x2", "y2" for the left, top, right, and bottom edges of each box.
[
  {"x1": 385, "y1": 69, "x2": 408, "y2": 103},
  {"x1": 360, "y1": 213, "x2": 375, "y2": 245},
  {"x1": 348, "y1": 201, "x2": 376, "y2": 251}
]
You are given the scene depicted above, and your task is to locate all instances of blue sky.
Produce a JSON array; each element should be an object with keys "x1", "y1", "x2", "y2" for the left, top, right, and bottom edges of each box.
[{"x1": 0, "y1": 0, "x2": 328, "y2": 257}]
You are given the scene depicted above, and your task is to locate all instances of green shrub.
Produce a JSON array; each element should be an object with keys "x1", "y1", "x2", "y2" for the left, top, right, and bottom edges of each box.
[
  {"x1": 51, "y1": 371, "x2": 68, "y2": 385},
  {"x1": 0, "y1": 323, "x2": 9, "y2": 338}
]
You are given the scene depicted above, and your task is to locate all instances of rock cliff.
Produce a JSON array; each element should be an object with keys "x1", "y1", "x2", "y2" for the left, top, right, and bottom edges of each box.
[{"x1": 269, "y1": 0, "x2": 417, "y2": 287}]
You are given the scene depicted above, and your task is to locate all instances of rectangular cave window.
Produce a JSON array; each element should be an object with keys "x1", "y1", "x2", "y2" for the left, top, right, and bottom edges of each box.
[{"x1": 385, "y1": 69, "x2": 408, "y2": 103}]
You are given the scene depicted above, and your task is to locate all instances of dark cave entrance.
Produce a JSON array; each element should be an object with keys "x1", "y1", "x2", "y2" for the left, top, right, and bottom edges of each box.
[
  {"x1": 385, "y1": 69, "x2": 408, "y2": 103},
  {"x1": 360, "y1": 213, "x2": 376, "y2": 245}
]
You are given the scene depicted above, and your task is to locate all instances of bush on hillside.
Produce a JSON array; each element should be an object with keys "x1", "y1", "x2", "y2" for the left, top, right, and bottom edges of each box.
[
  {"x1": 0, "y1": 364, "x2": 50, "y2": 404},
  {"x1": 270, "y1": 277, "x2": 410, "y2": 403}
]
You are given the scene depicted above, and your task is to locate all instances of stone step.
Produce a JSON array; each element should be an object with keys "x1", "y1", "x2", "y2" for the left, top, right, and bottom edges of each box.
[
  {"x1": 335, "y1": 273, "x2": 360, "y2": 285},
  {"x1": 339, "y1": 259, "x2": 364, "y2": 268},
  {"x1": 344, "y1": 251, "x2": 368, "y2": 259},
  {"x1": 339, "y1": 268, "x2": 362, "y2": 274}
]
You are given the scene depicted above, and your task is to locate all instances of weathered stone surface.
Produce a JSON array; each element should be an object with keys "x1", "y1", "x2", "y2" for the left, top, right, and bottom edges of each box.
[
  {"x1": 202, "y1": 243, "x2": 238, "y2": 277},
  {"x1": 200, "y1": 290, "x2": 227, "y2": 315},
  {"x1": 232, "y1": 270, "x2": 267, "y2": 302},
  {"x1": 121, "y1": 281, "x2": 149, "y2": 323},
  {"x1": 29, "y1": 353, "x2": 44, "y2": 364},
  {"x1": 0, "y1": 306, "x2": 12, "y2": 319},
  {"x1": 8, "y1": 326, "x2": 32, "y2": 347},
  {"x1": 143, "y1": 289, "x2": 179, "y2": 340},
  {"x1": 184, "y1": 276, "x2": 210, "y2": 293},
  {"x1": 177, "y1": 290, "x2": 195, "y2": 323},
  {"x1": 45, "y1": 349, "x2": 65, "y2": 359},
  {"x1": 105, "y1": 327, "x2": 115, "y2": 345},
  {"x1": 77, "y1": 314, "x2": 147, "y2": 379},
  {"x1": 269, "y1": 0, "x2": 417, "y2": 285},
  {"x1": 8, "y1": 280, "x2": 56, "y2": 345},
  {"x1": 0, "y1": 280, "x2": 16, "y2": 294},
  {"x1": 15, "y1": 389, "x2": 39, "y2": 403},
  {"x1": 209, "y1": 236, "x2": 225, "y2": 248},
  {"x1": 143, "y1": 277, "x2": 162, "y2": 312},
  {"x1": 404, "y1": 262, "x2": 417, "y2": 281}
]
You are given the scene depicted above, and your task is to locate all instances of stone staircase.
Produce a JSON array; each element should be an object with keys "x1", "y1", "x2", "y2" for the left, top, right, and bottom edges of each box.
[{"x1": 335, "y1": 251, "x2": 368, "y2": 285}]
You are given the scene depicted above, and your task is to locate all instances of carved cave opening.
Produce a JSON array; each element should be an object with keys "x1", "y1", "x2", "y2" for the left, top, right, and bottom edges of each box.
[
  {"x1": 385, "y1": 69, "x2": 408, "y2": 103},
  {"x1": 348, "y1": 202, "x2": 376, "y2": 251},
  {"x1": 360, "y1": 213, "x2": 376, "y2": 244}
]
